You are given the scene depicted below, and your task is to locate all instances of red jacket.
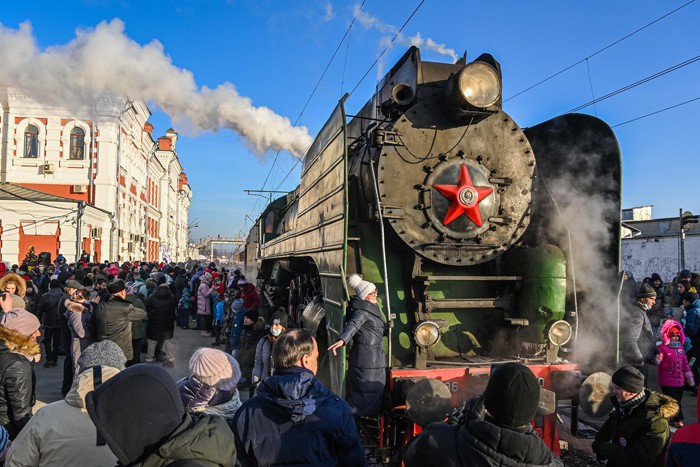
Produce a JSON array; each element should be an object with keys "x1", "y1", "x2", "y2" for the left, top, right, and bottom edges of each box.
[{"x1": 241, "y1": 283, "x2": 259, "y2": 312}]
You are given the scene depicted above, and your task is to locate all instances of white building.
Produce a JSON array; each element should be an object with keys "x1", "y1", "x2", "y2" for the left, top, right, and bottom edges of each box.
[{"x1": 0, "y1": 87, "x2": 192, "y2": 265}]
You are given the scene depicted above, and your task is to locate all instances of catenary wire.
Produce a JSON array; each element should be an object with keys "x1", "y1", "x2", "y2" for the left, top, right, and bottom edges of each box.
[
  {"x1": 504, "y1": 0, "x2": 696, "y2": 103},
  {"x1": 612, "y1": 96, "x2": 700, "y2": 127}
]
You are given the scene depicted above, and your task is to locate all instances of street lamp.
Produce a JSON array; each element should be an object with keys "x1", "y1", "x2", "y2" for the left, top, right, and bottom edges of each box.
[{"x1": 679, "y1": 209, "x2": 699, "y2": 271}]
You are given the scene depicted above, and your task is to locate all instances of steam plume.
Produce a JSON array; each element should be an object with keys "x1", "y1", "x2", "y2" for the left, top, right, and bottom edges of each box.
[
  {"x1": 0, "y1": 20, "x2": 313, "y2": 157},
  {"x1": 352, "y1": 5, "x2": 458, "y2": 62}
]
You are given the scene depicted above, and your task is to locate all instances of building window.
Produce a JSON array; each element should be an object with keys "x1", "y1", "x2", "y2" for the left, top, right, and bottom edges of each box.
[
  {"x1": 69, "y1": 127, "x2": 85, "y2": 160},
  {"x1": 24, "y1": 125, "x2": 39, "y2": 158}
]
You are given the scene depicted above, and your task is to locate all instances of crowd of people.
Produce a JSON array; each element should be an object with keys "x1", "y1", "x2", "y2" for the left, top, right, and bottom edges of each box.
[{"x1": 0, "y1": 257, "x2": 699, "y2": 466}]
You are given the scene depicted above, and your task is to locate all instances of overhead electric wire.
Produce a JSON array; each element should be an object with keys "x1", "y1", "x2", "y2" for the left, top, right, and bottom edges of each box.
[
  {"x1": 243, "y1": 1, "x2": 367, "y2": 229},
  {"x1": 504, "y1": 0, "x2": 696, "y2": 103},
  {"x1": 273, "y1": 0, "x2": 426, "y2": 192},
  {"x1": 612, "y1": 96, "x2": 700, "y2": 127},
  {"x1": 563, "y1": 55, "x2": 700, "y2": 114}
]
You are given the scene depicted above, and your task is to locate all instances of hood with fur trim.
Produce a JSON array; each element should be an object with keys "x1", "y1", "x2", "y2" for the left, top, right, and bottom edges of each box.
[
  {"x1": 659, "y1": 319, "x2": 686, "y2": 346},
  {"x1": 65, "y1": 299, "x2": 90, "y2": 314},
  {"x1": 0, "y1": 323, "x2": 41, "y2": 360},
  {"x1": 0, "y1": 273, "x2": 27, "y2": 298}
]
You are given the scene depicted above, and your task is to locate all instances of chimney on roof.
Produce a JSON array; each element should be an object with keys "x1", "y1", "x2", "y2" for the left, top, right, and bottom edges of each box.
[
  {"x1": 166, "y1": 128, "x2": 178, "y2": 151},
  {"x1": 144, "y1": 122, "x2": 154, "y2": 137}
]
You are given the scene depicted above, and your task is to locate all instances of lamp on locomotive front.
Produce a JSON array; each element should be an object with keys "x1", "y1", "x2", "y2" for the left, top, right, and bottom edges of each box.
[
  {"x1": 544, "y1": 320, "x2": 573, "y2": 363},
  {"x1": 446, "y1": 54, "x2": 502, "y2": 110}
]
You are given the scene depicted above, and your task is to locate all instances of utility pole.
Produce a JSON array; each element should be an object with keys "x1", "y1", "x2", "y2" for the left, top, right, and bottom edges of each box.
[{"x1": 679, "y1": 208, "x2": 699, "y2": 271}]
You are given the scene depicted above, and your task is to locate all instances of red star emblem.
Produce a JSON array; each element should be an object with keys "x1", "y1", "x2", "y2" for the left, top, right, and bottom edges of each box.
[{"x1": 433, "y1": 164, "x2": 493, "y2": 226}]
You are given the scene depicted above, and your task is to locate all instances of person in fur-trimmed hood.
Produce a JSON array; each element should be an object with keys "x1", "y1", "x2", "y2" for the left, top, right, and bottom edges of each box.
[
  {"x1": 64, "y1": 290, "x2": 96, "y2": 376},
  {"x1": 593, "y1": 366, "x2": 678, "y2": 467},
  {"x1": 654, "y1": 320, "x2": 694, "y2": 427},
  {"x1": 0, "y1": 306, "x2": 42, "y2": 438},
  {"x1": 0, "y1": 273, "x2": 27, "y2": 298}
]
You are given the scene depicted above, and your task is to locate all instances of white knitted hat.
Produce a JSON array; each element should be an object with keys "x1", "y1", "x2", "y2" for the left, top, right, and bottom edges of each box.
[
  {"x1": 188, "y1": 348, "x2": 241, "y2": 391},
  {"x1": 348, "y1": 274, "x2": 376, "y2": 300}
]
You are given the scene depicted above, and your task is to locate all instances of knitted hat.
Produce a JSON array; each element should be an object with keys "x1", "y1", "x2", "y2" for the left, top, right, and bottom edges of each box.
[
  {"x1": 189, "y1": 348, "x2": 241, "y2": 391},
  {"x1": 484, "y1": 363, "x2": 540, "y2": 428},
  {"x1": 0, "y1": 309, "x2": 41, "y2": 336},
  {"x1": 65, "y1": 279, "x2": 85, "y2": 291},
  {"x1": 78, "y1": 341, "x2": 127, "y2": 373},
  {"x1": 650, "y1": 273, "x2": 662, "y2": 282},
  {"x1": 348, "y1": 274, "x2": 376, "y2": 300},
  {"x1": 636, "y1": 283, "x2": 657, "y2": 299},
  {"x1": 5, "y1": 293, "x2": 26, "y2": 311},
  {"x1": 668, "y1": 325, "x2": 682, "y2": 337},
  {"x1": 612, "y1": 366, "x2": 644, "y2": 393},
  {"x1": 683, "y1": 291, "x2": 699, "y2": 303},
  {"x1": 680, "y1": 269, "x2": 692, "y2": 280},
  {"x1": 107, "y1": 279, "x2": 126, "y2": 295},
  {"x1": 244, "y1": 309, "x2": 260, "y2": 322},
  {"x1": 201, "y1": 273, "x2": 212, "y2": 285},
  {"x1": 86, "y1": 365, "x2": 185, "y2": 466},
  {"x1": 272, "y1": 310, "x2": 288, "y2": 328}
]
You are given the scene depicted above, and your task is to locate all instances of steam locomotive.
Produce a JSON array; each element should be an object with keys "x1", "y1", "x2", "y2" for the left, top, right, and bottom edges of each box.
[{"x1": 243, "y1": 46, "x2": 622, "y2": 460}]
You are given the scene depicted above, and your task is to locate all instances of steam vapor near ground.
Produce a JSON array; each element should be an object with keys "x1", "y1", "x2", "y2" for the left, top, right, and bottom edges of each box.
[{"x1": 0, "y1": 20, "x2": 313, "y2": 158}]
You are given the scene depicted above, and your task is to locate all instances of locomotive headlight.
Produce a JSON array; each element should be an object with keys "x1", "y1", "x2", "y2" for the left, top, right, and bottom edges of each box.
[
  {"x1": 547, "y1": 320, "x2": 573, "y2": 346},
  {"x1": 414, "y1": 320, "x2": 443, "y2": 348},
  {"x1": 454, "y1": 62, "x2": 501, "y2": 108}
]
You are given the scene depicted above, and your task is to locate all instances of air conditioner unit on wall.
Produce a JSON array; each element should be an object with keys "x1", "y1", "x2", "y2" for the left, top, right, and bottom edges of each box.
[
  {"x1": 42, "y1": 163, "x2": 55, "y2": 174},
  {"x1": 73, "y1": 184, "x2": 88, "y2": 194}
]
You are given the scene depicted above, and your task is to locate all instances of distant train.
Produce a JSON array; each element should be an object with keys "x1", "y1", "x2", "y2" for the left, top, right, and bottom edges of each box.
[{"x1": 243, "y1": 46, "x2": 622, "y2": 461}]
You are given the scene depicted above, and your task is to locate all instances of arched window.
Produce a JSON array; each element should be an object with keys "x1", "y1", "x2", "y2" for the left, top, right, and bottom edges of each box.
[
  {"x1": 69, "y1": 127, "x2": 85, "y2": 160},
  {"x1": 24, "y1": 125, "x2": 39, "y2": 158}
]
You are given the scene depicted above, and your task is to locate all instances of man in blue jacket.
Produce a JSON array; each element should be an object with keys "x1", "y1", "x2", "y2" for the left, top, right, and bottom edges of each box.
[{"x1": 233, "y1": 328, "x2": 367, "y2": 466}]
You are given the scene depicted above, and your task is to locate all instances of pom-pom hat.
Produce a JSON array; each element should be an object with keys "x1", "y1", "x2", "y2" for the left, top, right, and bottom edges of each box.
[
  {"x1": 189, "y1": 348, "x2": 241, "y2": 391},
  {"x1": 348, "y1": 274, "x2": 376, "y2": 300}
]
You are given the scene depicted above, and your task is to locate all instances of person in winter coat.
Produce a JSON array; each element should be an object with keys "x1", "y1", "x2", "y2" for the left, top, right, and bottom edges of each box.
[
  {"x1": 0, "y1": 273, "x2": 26, "y2": 299},
  {"x1": 228, "y1": 289, "x2": 246, "y2": 353},
  {"x1": 86, "y1": 364, "x2": 236, "y2": 466},
  {"x1": 666, "y1": 392, "x2": 700, "y2": 466},
  {"x1": 37, "y1": 279, "x2": 63, "y2": 367},
  {"x1": 145, "y1": 275, "x2": 177, "y2": 367},
  {"x1": 252, "y1": 311, "x2": 288, "y2": 386},
  {"x1": 655, "y1": 320, "x2": 694, "y2": 428},
  {"x1": 5, "y1": 341, "x2": 126, "y2": 467},
  {"x1": 64, "y1": 289, "x2": 96, "y2": 376},
  {"x1": 222, "y1": 288, "x2": 241, "y2": 353},
  {"x1": 177, "y1": 348, "x2": 242, "y2": 430},
  {"x1": 237, "y1": 310, "x2": 265, "y2": 396},
  {"x1": 212, "y1": 294, "x2": 226, "y2": 346},
  {"x1": 197, "y1": 272, "x2": 216, "y2": 336},
  {"x1": 592, "y1": 366, "x2": 678, "y2": 467},
  {"x1": 178, "y1": 285, "x2": 193, "y2": 330},
  {"x1": 238, "y1": 279, "x2": 259, "y2": 313},
  {"x1": 680, "y1": 291, "x2": 700, "y2": 395},
  {"x1": 233, "y1": 328, "x2": 366, "y2": 467},
  {"x1": 328, "y1": 274, "x2": 386, "y2": 416},
  {"x1": 22, "y1": 280, "x2": 39, "y2": 318},
  {"x1": 404, "y1": 363, "x2": 563, "y2": 467},
  {"x1": 0, "y1": 305, "x2": 42, "y2": 439},
  {"x1": 621, "y1": 283, "x2": 658, "y2": 383},
  {"x1": 94, "y1": 280, "x2": 147, "y2": 362}
]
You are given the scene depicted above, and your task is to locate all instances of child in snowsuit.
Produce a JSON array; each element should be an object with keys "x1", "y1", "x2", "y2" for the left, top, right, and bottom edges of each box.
[
  {"x1": 212, "y1": 294, "x2": 225, "y2": 346},
  {"x1": 655, "y1": 319, "x2": 695, "y2": 427}
]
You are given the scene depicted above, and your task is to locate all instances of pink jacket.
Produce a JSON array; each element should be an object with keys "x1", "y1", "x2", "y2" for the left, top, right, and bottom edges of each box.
[
  {"x1": 197, "y1": 276, "x2": 215, "y2": 316},
  {"x1": 656, "y1": 319, "x2": 693, "y2": 388}
]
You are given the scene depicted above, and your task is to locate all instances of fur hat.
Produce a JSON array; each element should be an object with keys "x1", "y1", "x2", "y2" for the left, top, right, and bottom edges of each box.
[
  {"x1": 348, "y1": 274, "x2": 376, "y2": 300},
  {"x1": 484, "y1": 363, "x2": 540, "y2": 428},
  {"x1": 612, "y1": 366, "x2": 644, "y2": 394},
  {"x1": 0, "y1": 272, "x2": 27, "y2": 298},
  {"x1": 107, "y1": 279, "x2": 126, "y2": 295},
  {"x1": 78, "y1": 341, "x2": 127, "y2": 373},
  {"x1": 86, "y1": 365, "x2": 186, "y2": 466},
  {"x1": 636, "y1": 283, "x2": 657, "y2": 299},
  {"x1": 0, "y1": 309, "x2": 40, "y2": 336},
  {"x1": 189, "y1": 348, "x2": 241, "y2": 391}
]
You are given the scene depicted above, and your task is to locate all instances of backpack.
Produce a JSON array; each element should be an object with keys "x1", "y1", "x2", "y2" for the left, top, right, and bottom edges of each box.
[{"x1": 89, "y1": 301, "x2": 103, "y2": 338}]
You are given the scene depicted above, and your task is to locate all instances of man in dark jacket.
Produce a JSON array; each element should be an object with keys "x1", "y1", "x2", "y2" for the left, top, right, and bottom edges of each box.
[
  {"x1": 145, "y1": 274, "x2": 177, "y2": 367},
  {"x1": 37, "y1": 279, "x2": 63, "y2": 367},
  {"x1": 87, "y1": 364, "x2": 236, "y2": 466},
  {"x1": 95, "y1": 280, "x2": 146, "y2": 362},
  {"x1": 592, "y1": 366, "x2": 677, "y2": 467},
  {"x1": 622, "y1": 283, "x2": 658, "y2": 383},
  {"x1": 233, "y1": 328, "x2": 366, "y2": 467},
  {"x1": 404, "y1": 362, "x2": 563, "y2": 467}
]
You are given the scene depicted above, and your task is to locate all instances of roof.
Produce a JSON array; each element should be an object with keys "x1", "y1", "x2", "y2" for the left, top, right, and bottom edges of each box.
[
  {"x1": 0, "y1": 182, "x2": 78, "y2": 203},
  {"x1": 623, "y1": 217, "x2": 700, "y2": 239},
  {"x1": 0, "y1": 182, "x2": 112, "y2": 216}
]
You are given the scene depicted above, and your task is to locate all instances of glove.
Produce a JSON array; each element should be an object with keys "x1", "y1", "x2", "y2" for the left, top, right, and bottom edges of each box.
[
  {"x1": 685, "y1": 371, "x2": 695, "y2": 387},
  {"x1": 653, "y1": 356, "x2": 661, "y2": 366}
]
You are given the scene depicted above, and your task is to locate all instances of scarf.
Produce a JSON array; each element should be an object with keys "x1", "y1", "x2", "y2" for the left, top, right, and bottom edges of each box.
[{"x1": 618, "y1": 390, "x2": 646, "y2": 417}]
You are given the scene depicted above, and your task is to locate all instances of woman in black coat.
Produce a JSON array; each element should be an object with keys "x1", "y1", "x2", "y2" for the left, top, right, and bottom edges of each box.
[
  {"x1": 328, "y1": 274, "x2": 386, "y2": 417},
  {"x1": 145, "y1": 276, "x2": 177, "y2": 366}
]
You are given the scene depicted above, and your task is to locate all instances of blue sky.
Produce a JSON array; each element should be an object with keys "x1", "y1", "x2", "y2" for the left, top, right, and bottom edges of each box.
[{"x1": 2, "y1": 0, "x2": 698, "y2": 239}]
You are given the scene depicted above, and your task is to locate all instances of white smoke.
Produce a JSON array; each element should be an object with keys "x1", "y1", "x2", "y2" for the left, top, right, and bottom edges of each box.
[
  {"x1": 322, "y1": 2, "x2": 335, "y2": 23},
  {"x1": 0, "y1": 20, "x2": 313, "y2": 158},
  {"x1": 352, "y1": 4, "x2": 458, "y2": 63}
]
